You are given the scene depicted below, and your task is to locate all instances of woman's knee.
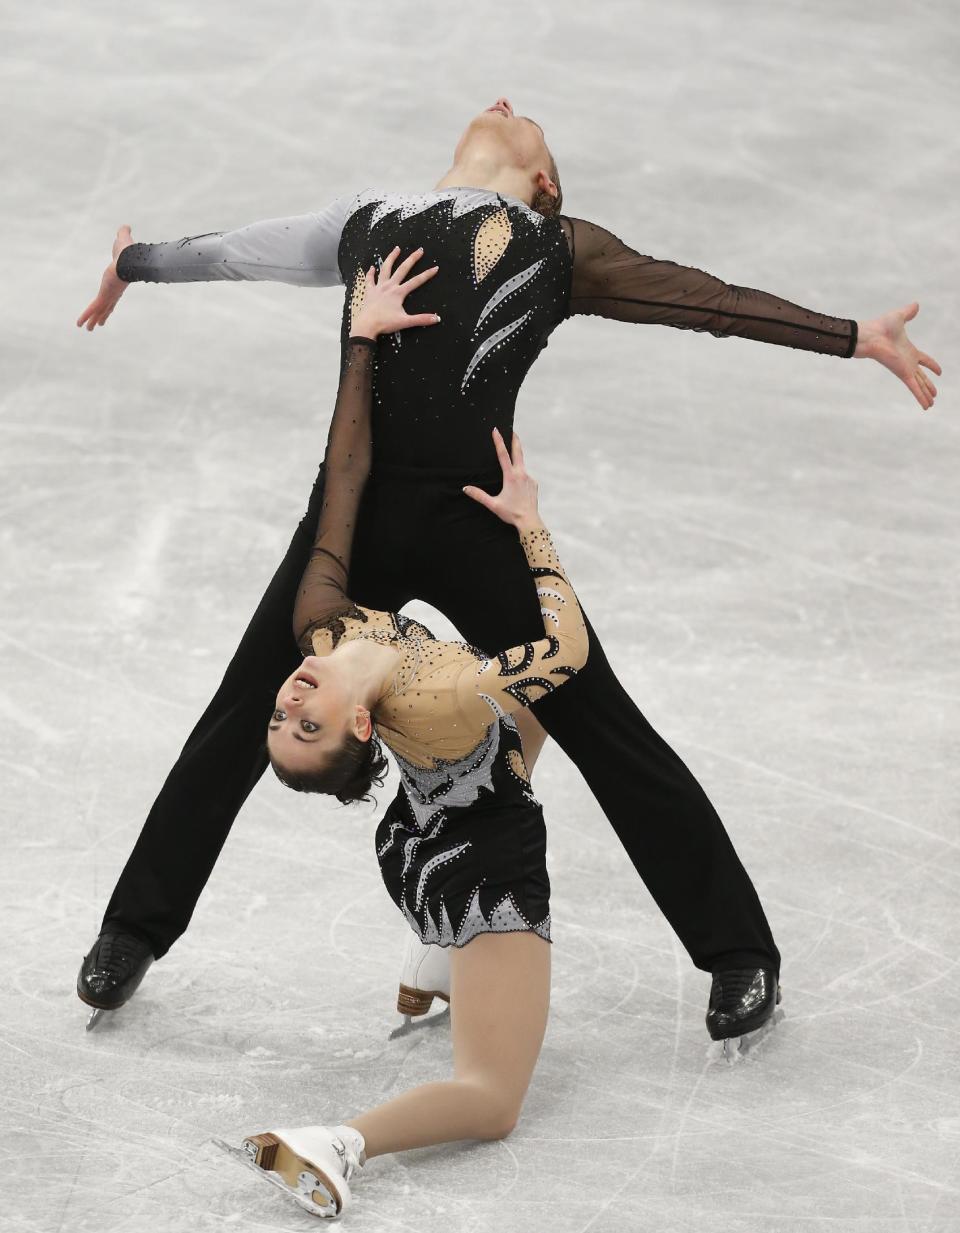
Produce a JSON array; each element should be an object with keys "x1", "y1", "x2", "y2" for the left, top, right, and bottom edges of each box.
[{"x1": 465, "y1": 1081, "x2": 522, "y2": 1141}]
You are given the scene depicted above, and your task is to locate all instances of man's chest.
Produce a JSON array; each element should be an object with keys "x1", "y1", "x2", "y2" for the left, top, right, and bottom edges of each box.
[{"x1": 336, "y1": 190, "x2": 569, "y2": 328}]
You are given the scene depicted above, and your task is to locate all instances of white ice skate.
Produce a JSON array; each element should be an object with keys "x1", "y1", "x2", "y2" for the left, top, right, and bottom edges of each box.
[
  {"x1": 396, "y1": 931, "x2": 450, "y2": 1025},
  {"x1": 215, "y1": 1123, "x2": 364, "y2": 1219}
]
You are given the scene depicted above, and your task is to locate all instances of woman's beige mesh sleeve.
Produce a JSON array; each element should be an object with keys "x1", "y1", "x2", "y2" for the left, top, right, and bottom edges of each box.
[{"x1": 458, "y1": 526, "x2": 589, "y2": 722}]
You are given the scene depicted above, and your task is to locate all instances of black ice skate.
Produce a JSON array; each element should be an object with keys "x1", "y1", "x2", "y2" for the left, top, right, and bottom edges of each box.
[
  {"x1": 77, "y1": 929, "x2": 154, "y2": 1031},
  {"x1": 706, "y1": 967, "x2": 783, "y2": 1060}
]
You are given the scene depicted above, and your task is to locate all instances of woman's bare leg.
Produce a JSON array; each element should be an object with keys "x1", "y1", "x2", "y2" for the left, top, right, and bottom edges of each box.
[{"x1": 346, "y1": 930, "x2": 550, "y2": 1158}]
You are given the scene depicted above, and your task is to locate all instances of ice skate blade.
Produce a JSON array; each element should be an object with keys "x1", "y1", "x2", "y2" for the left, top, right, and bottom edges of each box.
[
  {"x1": 212, "y1": 1136, "x2": 342, "y2": 1218},
  {"x1": 85, "y1": 1007, "x2": 106, "y2": 1032},
  {"x1": 712, "y1": 1006, "x2": 785, "y2": 1064},
  {"x1": 389, "y1": 1004, "x2": 451, "y2": 1040}
]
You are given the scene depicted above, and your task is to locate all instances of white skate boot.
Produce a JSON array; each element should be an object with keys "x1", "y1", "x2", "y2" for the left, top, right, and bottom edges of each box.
[
  {"x1": 396, "y1": 931, "x2": 450, "y2": 1023},
  {"x1": 217, "y1": 1123, "x2": 364, "y2": 1219}
]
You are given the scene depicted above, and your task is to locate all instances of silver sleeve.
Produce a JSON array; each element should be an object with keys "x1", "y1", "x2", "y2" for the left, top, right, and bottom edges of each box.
[{"x1": 116, "y1": 194, "x2": 354, "y2": 287}]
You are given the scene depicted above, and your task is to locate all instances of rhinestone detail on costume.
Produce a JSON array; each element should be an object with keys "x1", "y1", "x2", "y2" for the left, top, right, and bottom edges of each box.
[
  {"x1": 473, "y1": 208, "x2": 512, "y2": 283},
  {"x1": 347, "y1": 264, "x2": 366, "y2": 333},
  {"x1": 414, "y1": 842, "x2": 471, "y2": 910},
  {"x1": 391, "y1": 720, "x2": 504, "y2": 831},
  {"x1": 475, "y1": 258, "x2": 546, "y2": 331},
  {"x1": 462, "y1": 311, "x2": 532, "y2": 391}
]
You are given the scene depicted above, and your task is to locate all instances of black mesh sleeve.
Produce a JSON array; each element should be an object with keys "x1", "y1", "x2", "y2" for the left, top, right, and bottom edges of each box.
[
  {"x1": 562, "y1": 217, "x2": 857, "y2": 357},
  {"x1": 292, "y1": 338, "x2": 376, "y2": 649}
]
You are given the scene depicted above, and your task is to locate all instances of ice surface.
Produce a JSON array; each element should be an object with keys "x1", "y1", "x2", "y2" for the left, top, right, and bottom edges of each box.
[{"x1": 2, "y1": 1, "x2": 958, "y2": 1230}]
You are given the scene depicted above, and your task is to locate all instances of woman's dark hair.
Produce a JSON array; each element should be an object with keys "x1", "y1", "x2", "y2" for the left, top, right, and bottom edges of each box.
[
  {"x1": 270, "y1": 729, "x2": 389, "y2": 805},
  {"x1": 531, "y1": 150, "x2": 562, "y2": 220}
]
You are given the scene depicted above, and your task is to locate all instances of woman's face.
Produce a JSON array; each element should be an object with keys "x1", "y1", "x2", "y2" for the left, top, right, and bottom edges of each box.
[
  {"x1": 455, "y1": 97, "x2": 552, "y2": 177},
  {"x1": 266, "y1": 655, "x2": 358, "y2": 773}
]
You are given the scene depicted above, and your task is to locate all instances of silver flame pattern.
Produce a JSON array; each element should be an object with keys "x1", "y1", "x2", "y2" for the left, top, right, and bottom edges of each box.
[
  {"x1": 475, "y1": 258, "x2": 546, "y2": 331},
  {"x1": 461, "y1": 311, "x2": 532, "y2": 391}
]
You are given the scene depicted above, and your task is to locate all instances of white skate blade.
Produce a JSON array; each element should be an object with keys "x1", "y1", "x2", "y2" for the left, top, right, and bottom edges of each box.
[
  {"x1": 389, "y1": 1003, "x2": 451, "y2": 1040},
  {"x1": 85, "y1": 1007, "x2": 107, "y2": 1032},
  {"x1": 211, "y1": 1136, "x2": 340, "y2": 1219},
  {"x1": 710, "y1": 1005, "x2": 786, "y2": 1064}
]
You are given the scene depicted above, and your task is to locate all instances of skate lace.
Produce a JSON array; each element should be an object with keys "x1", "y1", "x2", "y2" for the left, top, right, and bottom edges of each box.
[
  {"x1": 337, "y1": 1138, "x2": 363, "y2": 1178},
  {"x1": 715, "y1": 969, "x2": 762, "y2": 1006},
  {"x1": 91, "y1": 934, "x2": 149, "y2": 978},
  {"x1": 329, "y1": 1127, "x2": 366, "y2": 1178}
]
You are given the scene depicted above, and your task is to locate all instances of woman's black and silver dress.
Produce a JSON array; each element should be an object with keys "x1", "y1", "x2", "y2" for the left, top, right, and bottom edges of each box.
[{"x1": 293, "y1": 339, "x2": 588, "y2": 946}]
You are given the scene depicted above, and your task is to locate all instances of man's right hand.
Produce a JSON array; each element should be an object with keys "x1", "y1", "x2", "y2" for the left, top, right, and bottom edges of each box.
[{"x1": 76, "y1": 225, "x2": 135, "y2": 331}]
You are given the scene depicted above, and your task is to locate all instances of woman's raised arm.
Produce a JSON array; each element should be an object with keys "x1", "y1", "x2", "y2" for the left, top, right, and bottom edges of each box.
[
  {"x1": 291, "y1": 335, "x2": 377, "y2": 650},
  {"x1": 292, "y1": 248, "x2": 441, "y2": 651},
  {"x1": 460, "y1": 429, "x2": 589, "y2": 720}
]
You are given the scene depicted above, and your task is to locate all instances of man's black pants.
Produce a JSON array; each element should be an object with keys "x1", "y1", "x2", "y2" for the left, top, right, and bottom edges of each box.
[{"x1": 102, "y1": 464, "x2": 781, "y2": 977}]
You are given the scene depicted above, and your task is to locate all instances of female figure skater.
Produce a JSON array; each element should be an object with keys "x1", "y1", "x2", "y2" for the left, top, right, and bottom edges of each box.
[{"x1": 220, "y1": 249, "x2": 586, "y2": 1220}]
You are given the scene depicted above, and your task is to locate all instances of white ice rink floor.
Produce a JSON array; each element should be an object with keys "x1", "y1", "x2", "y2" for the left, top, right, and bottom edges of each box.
[{"x1": 3, "y1": 3, "x2": 959, "y2": 1230}]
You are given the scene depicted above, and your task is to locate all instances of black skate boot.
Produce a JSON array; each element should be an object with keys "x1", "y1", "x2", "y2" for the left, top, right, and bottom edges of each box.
[
  {"x1": 706, "y1": 967, "x2": 782, "y2": 1060},
  {"x1": 77, "y1": 930, "x2": 154, "y2": 1032}
]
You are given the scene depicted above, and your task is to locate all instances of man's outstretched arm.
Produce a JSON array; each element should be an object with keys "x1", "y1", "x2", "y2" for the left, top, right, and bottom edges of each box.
[
  {"x1": 77, "y1": 196, "x2": 354, "y2": 330},
  {"x1": 563, "y1": 216, "x2": 941, "y2": 410}
]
